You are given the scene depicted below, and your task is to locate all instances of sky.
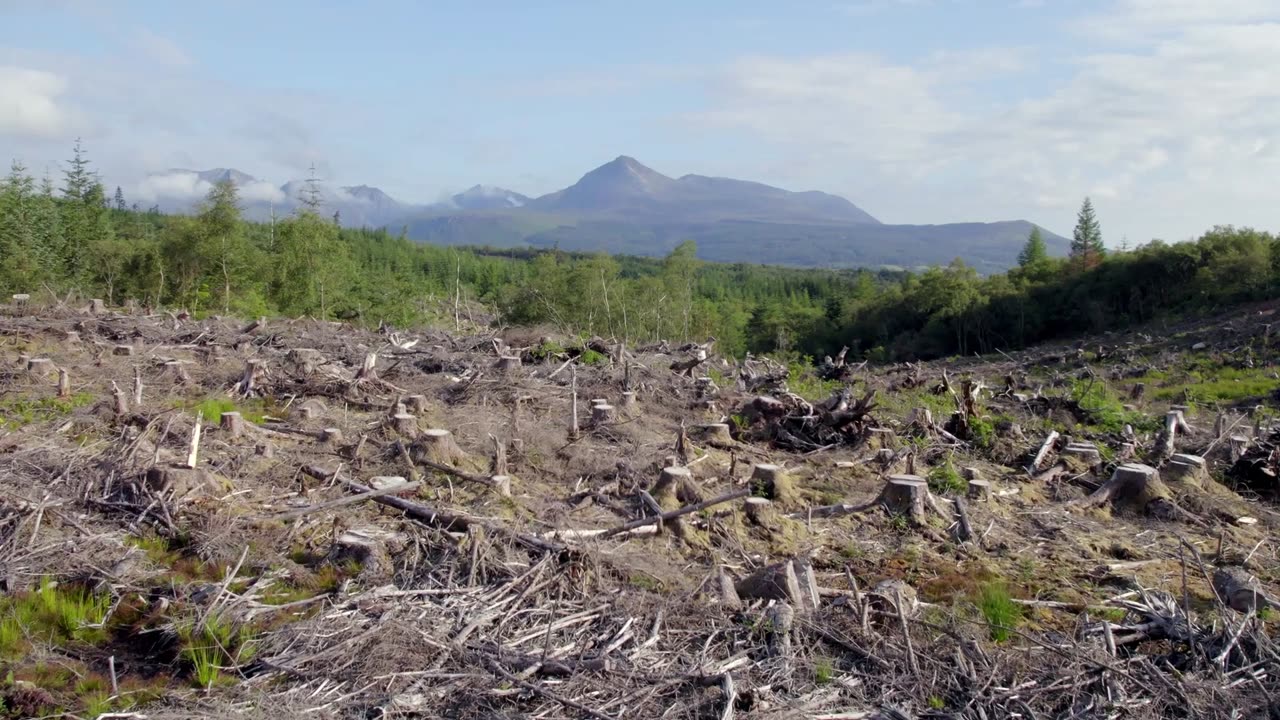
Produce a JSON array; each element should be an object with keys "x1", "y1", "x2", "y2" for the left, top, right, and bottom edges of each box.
[{"x1": 2, "y1": 0, "x2": 1279, "y2": 244}]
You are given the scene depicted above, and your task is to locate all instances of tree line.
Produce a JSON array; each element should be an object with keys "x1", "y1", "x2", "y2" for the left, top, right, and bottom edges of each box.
[{"x1": 1, "y1": 143, "x2": 1276, "y2": 362}]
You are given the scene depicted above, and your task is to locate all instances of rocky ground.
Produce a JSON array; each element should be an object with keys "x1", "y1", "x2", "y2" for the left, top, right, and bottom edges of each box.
[{"x1": 1, "y1": 298, "x2": 1278, "y2": 719}]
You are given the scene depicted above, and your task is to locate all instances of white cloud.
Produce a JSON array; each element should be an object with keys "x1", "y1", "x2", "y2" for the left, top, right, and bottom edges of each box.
[
  {"x1": 0, "y1": 65, "x2": 72, "y2": 138},
  {"x1": 131, "y1": 29, "x2": 192, "y2": 67},
  {"x1": 238, "y1": 180, "x2": 285, "y2": 204},
  {"x1": 691, "y1": 2, "x2": 1280, "y2": 240},
  {"x1": 134, "y1": 171, "x2": 284, "y2": 204}
]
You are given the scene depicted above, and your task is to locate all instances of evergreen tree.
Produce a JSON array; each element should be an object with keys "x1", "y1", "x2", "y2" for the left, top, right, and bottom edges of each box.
[
  {"x1": 114, "y1": 186, "x2": 127, "y2": 211},
  {"x1": 333, "y1": 209, "x2": 341, "y2": 226},
  {"x1": 1017, "y1": 226, "x2": 1048, "y2": 267},
  {"x1": 1071, "y1": 197, "x2": 1104, "y2": 269},
  {"x1": 62, "y1": 139, "x2": 93, "y2": 202},
  {"x1": 199, "y1": 180, "x2": 253, "y2": 313},
  {"x1": 0, "y1": 161, "x2": 37, "y2": 291}
]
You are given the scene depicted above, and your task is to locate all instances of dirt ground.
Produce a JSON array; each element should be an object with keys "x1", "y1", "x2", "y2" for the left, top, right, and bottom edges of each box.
[{"x1": 1, "y1": 300, "x2": 1278, "y2": 719}]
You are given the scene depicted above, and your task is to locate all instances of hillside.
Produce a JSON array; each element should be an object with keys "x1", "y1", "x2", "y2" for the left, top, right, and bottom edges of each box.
[{"x1": 1, "y1": 298, "x2": 1278, "y2": 719}]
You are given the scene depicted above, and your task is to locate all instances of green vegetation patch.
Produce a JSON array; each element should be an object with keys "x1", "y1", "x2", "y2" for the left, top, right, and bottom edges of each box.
[
  {"x1": 927, "y1": 457, "x2": 966, "y2": 495},
  {"x1": 0, "y1": 392, "x2": 94, "y2": 430},
  {"x1": 971, "y1": 582, "x2": 1023, "y2": 642},
  {"x1": 0, "y1": 578, "x2": 111, "y2": 660}
]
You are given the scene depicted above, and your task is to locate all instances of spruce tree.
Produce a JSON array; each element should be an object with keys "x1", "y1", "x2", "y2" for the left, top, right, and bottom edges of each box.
[
  {"x1": 1071, "y1": 197, "x2": 1104, "y2": 269},
  {"x1": 1018, "y1": 226, "x2": 1048, "y2": 267},
  {"x1": 114, "y1": 186, "x2": 127, "y2": 211},
  {"x1": 62, "y1": 138, "x2": 92, "y2": 202}
]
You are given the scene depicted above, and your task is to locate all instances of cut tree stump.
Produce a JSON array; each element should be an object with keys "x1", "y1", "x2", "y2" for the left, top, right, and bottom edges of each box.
[
  {"x1": 494, "y1": 355, "x2": 522, "y2": 373},
  {"x1": 411, "y1": 429, "x2": 468, "y2": 466},
  {"x1": 764, "y1": 602, "x2": 795, "y2": 662},
  {"x1": 715, "y1": 566, "x2": 741, "y2": 609},
  {"x1": 735, "y1": 560, "x2": 802, "y2": 605},
  {"x1": 750, "y1": 464, "x2": 798, "y2": 508},
  {"x1": 1074, "y1": 463, "x2": 1185, "y2": 520},
  {"x1": 881, "y1": 475, "x2": 931, "y2": 525},
  {"x1": 321, "y1": 428, "x2": 344, "y2": 444},
  {"x1": 232, "y1": 359, "x2": 267, "y2": 398},
  {"x1": 391, "y1": 413, "x2": 418, "y2": 438},
  {"x1": 866, "y1": 427, "x2": 896, "y2": 451},
  {"x1": 256, "y1": 442, "x2": 275, "y2": 459},
  {"x1": 967, "y1": 479, "x2": 992, "y2": 501},
  {"x1": 590, "y1": 403, "x2": 615, "y2": 426},
  {"x1": 113, "y1": 345, "x2": 134, "y2": 357},
  {"x1": 405, "y1": 394, "x2": 429, "y2": 414},
  {"x1": 1212, "y1": 566, "x2": 1276, "y2": 612},
  {"x1": 57, "y1": 369, "x2": 70, "y2": 398},
  {"x1": 489, "y1": 475, "x2": 513, "y2": 497},
  {"x1": 296, "y1": 398, "x2": 326, "y2": 422},
  {"x1": 287, "y1": 348, "x2": 324, "y2": 375},
  {"x1": 1062, "y1": 442, "x2": 1103, "y2": 467},
  {"x1": 161, "y1": 361, "x2": 191, "y2": 383},
  {"x1": 143, "y1": 465, "x2": 218, "y2": 499},
  {"x1": 89, "y1": 299, "x2": 105, "y2": 315},
  {"x1": 1163, "y1": 453, "x2": 1206, "y2": 489},
  {"x1": 327, "y1": 526, "x2": 407, "y2": 583},
  {"x1": 220, "y1": 412, "x2": 244, "y2": 439},
  {"x1": 650, "y1": 466, "x2": 703, "y2": 540},
  {"x1": 26, "y1": 358, "x2": 55, "y2": 377},
  {"x1": 620, "y1": 391, "x2": 637, "y2": 409},
  {"x1": 866, "y1": 579, "x2": 919, "y2": 618},
  {"x1": 62, "y1": 330, "x2": 80, "y2": 344},
  {"x1": 743, "y1": 497, "x2": 779, "y2": 528},
  {"x1": 692, "y1": 423, "x2": 734, "y2": 448}
]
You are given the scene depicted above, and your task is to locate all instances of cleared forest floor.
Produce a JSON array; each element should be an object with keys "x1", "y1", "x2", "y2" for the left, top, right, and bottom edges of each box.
[{"x1": 1, "y1": 300, "x2": 1278, "y2": 719}]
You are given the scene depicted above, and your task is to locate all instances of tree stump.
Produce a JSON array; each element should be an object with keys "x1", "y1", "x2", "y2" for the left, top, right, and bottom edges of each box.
[
  {"x1": 866, "y1": 427, "x2": 896, "y2": 451},
  {"x1": 143, "y1": 465, "x2": 217, "y2": 499},
  {"x1": 750, "y1": 464, "x2": 798, "y2": 507},
  {"x1": 326, "y1": 526, "x2": 406, "y2": 583},
  {"x1": 391, "y1": 413, "x2": 419, "y2": 438},
  {"x1": 220, "y1": 412, "x2": 244, "y2": 439},
  {"x1": 620, "y1": 391, "x2": 637, "y2": 409},
  {"x1": 875, "y1": 448, "x2": 896, "y2": 469},
  {"x1": 1130, "y1": 383, "x2": 1145, "y2": 400},
  {"x1": 405, "y1": 394, "x2": 429, "y2": 414},
  {"x1": 112, "y1": 383, "x2": 129, "y2": 417},
  {"x1": 296, "y1": 398, "x2": 326, "y2": 422},
  {"x1": 62, "y1": 330, "x2": 80, "y2": 344},
  {"x1": 967, "y1": 479, "x2": 992, "y2": 501},
  {"x1": 743, "y1": 497, "x2": 779, "y2": 528},
  {"x1": 692, "y1": 423, "x2": 734, "y2": 448},
  {"x1": 881, "y1": 475, "x2": 931, "y2": 525},
  {"x1": 113, "y1": 345, "x2": 134, "y2": 357},
  {"x1": 1075, "y1": 463, "x2": 1180, "y2": 519},
  {"x1": 764, "y1": 602, "x2": 795, "y2": 663},
  {"x1": 26, "y1": 358, "x2": 55, "y2": 377},
  {"x1": 652, "y1": 466, "x2": 702, "y2": 505},
  {"x1": 1212, "y1": 566, "x2": 1276, "y2": 612},
  {"x1": 57, "y1": 369, "x2": 70, "y2": 398},
  {"x1": 735, "y1": 560, "x2": 802, "y2": 605},
  {"x1": 10, "y1": 293, "x2": 30, "y2": 310},
  {"x1": 489, "y1": 474, "x2": 513, "y2": 497},
  {"x1": 321, "y1": 427, "x2": 344, "y2": 445},
  {"x1": 256, "y1": 442, "x2": 275, "y2": 459},
  {"x1": 287, "y1": 348, "x2": 324, "y2": 375},
  {"x1": 866, "y1": 579, "x2": 919, "y2": 618},
  {"x1": 89, "y1": 299, "x2": 105, "y2": 315},
  {"x1": 1229, "y1": 435, "x2": 1250, "y2": 463},
  {"x1": 590, "y1": 403, "x2": 615, "y2": 426},
  {"x1": 411, "y1": 429, "x2": 468, "y2": 466},
  {"x1": 1062, "y1": 442, "x2": 1102, "y2": 467},
  {"x1": 1163, "y1": 454, "x2": 1206, "y2": 489},
  {"x1": 494, "y1": 355, "x2": 522, "y2": 373},
  {"x1": 233, "y1": 358, "x2": 268, "y2": 398},
  {"x1": 162, "y1": 361, "x2": 191, "y2": 384}
]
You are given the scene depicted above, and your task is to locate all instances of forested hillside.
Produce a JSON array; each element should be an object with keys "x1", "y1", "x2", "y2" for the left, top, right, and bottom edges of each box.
[{"x1": 1, "y1": 147, "x2": 1277, "y2": 362}]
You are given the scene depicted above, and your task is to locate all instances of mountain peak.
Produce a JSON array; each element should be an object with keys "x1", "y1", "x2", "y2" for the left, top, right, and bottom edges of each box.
[{"x1": 450, "y1": 184, "x2": 530, "y2": 210}]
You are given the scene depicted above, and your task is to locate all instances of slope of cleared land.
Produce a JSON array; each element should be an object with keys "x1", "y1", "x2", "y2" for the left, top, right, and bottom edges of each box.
[{"x1": 1, "y1": 299, "x2": 1278, "y2": 719}]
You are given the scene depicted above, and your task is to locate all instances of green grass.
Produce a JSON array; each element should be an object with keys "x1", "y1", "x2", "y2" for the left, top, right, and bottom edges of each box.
[
  {"x1": 190, "y1": 397, "x2": 268, "y2": 425},
  {"x1": 784, "y1": 357, "x2": 842, "y2": 401},
  {"x1": 0, "y1": 578, "x2": 112, "y2": 659},
  {"x1": 1070, "y1": 378, "x2": 1160, "y2": 434},
  {"x1": 928, "y1": 696, "x2": 946, "y2": 710},
  {"x1": 927, "y1": 458, "x2": 965, "y2": 495},
  {"x1": 1146, "y1": 365, "x2": 1280, "y2": 405},
  {"x1": 177, "y1": 614, "x2": 257, "y2": 689},
  {"x1": 530, "y1": 339, "x2": 565, "y2": 362},
  {"x1": 813, "y1": 656, "x2": 834, "y2": 685},
  {"x1": 0, "y1": 391, "x2": 95, "y2": 429},
  {"x1": 972, "y1": 582, "x2": 1022, "y2": 642}
]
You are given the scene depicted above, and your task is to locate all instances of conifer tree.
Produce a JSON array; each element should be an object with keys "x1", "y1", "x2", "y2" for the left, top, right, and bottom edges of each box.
[
  {"x1": 114, "y1": 186, "x2": 127, "y2": 211},
  {"x1": 1018, "y1": 226, "x2": 1048, "y2": 267},
  {"x1": 1071, "y1": 197, "x2": 1104, "y2": 269}
]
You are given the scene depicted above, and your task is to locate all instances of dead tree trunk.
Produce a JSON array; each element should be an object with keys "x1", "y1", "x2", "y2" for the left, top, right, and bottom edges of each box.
[
  {"x1": 1213, "y1": 566, "x2": 1276, "y2": 612},
  {"x1": 735, "y1": 560, "x2": 802, "y2": 605},
  {"x1": 881, "y1": 475, "x2": 931, "y2": 525},
  {"x1": 391, "y1": 413, "x2": 419, "y2": 438},
  {"x1": 232, "y1": 359, "x2": 267, "y2": 398}
]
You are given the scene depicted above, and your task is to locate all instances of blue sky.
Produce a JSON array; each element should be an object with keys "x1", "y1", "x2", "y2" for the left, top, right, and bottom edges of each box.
[{"x1": 2, "y1": 0, "x2": 1279, "y2": 244}]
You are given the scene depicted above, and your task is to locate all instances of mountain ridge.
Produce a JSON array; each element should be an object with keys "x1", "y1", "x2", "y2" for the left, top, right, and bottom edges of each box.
[{"x1": 139, "y1": 157, "x2": 1066, "y2": 272}]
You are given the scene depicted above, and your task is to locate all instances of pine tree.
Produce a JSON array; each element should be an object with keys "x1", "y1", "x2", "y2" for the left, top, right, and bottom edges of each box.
[
  {"x1": 1018, "y1": 226, "x2": 1048, "y2": 267},
  {"x1": 114, "y1": 186, "x2": 127, "y2": 211},
  {"x1": 1071, "y1": 197, "x2": 1104, "y2": 269},
  {"x1": 62, "y1": 138, "x2": 92, "y2": 202}
]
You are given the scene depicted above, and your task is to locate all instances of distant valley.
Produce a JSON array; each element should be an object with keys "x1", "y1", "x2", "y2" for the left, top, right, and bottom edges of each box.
[{"x1": 143, "y1": 157, "x2": 1067, "y2": 272}]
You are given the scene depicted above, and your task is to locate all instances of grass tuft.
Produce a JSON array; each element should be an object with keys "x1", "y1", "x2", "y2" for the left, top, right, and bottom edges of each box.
[{"x1": 972, "y1": 582, "x2": 1022, "y2": 642}]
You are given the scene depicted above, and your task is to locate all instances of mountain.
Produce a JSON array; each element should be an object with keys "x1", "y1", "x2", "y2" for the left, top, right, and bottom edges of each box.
[
  {"x1": 527, "y1": 156, "x2": 880, "y2": 225},
  {"x1": 449, "y1": 185, "x2": 530, "y2": 210},
  {"x1": 139, "y1": 158, "x2": 1066, "y2": 272}
]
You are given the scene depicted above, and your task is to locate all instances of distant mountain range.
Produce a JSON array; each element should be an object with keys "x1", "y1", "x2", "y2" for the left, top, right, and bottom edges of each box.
[{"x1": 141, "y1": 157, "x2": 1067, "y2": 272}]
